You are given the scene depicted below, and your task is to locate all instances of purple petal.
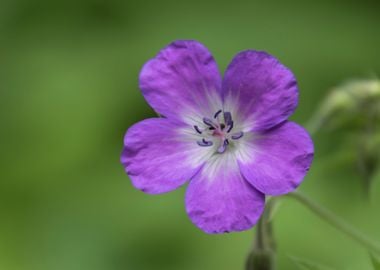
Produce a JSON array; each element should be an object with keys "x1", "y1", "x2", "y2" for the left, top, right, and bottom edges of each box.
[
  {"x1": 185, "y1": 157, "x2": 265, "y2": 233},
  {"x1": 222, "y1": 50, "x2": 298, "y2": 131},
  {"x1": 238, "y1": 122, "x2": 314, "y2": 196},
  {"x1": 121, "y1": 118, "x2": 206, "y2": 194},
  {"x1": 139, "y1": 40, "x2": 222, "y2": 121}
]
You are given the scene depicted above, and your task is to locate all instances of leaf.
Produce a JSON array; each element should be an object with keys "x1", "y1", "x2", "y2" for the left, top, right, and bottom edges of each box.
[
  {"x1": 290, "y1": 256, "x2": 337, "y2": 270},
  {"x1": 370, "y1": 254, "x2": 380, "y2": 270}
]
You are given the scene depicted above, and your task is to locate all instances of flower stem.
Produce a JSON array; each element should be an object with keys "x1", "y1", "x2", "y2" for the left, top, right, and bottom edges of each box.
[
  {"x1": 287, "y1": 191, "x2": 380, "y2": 255},
  {"x1": 246, "y1": 199, "x2": 276, "y2": 270}
]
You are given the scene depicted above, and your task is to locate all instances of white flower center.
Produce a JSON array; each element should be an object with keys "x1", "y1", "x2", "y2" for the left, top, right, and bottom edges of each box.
[{"x1": 194, "y1": 109, "x2": 244, "y2": 154}]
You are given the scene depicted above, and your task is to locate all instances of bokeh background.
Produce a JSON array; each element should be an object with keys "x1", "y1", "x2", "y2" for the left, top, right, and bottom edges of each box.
[{"x1": 1, "y1": 0, "x2": 380, "y2": 269}]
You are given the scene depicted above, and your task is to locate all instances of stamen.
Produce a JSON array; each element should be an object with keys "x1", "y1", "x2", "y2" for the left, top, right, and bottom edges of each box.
[
  {"x1": 195, "y1": 111, "x2": 240, "y2": 152},
  {"x1": 231, "y1": 131, "x2": 244, "y2": 140},
  {"x1": 197, "y1": 138, "x2": 213, "y2": 147},
  {"x1": 217, "y1": 139, "x2": 228, "y2": 153},
  {"x1": 194, "y1": 125, "x2": 202, "y2": 134},
  {"x1": 227, "y1": 121, "x2": 234, "y2": 133},
  {"x1": 203, "y1": 117, "x2": 215, "y2": 127},
  {"x1": 223, "y1": 112, "x2": 232, "y2": 125},
  {"x1": 214, "y1": 109, "x2": 222, "y2": 119}
]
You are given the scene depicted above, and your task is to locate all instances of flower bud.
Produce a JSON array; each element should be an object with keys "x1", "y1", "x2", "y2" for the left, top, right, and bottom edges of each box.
[
  {"x1": 246, "y1": 249, "x2": 275, "y2": 270},
  {"x1": 357, "y1": 133, "x2": 380, "y2": 194},
  {"x1": 345, "y1": 79, "x2": 380, "y2": 102},
  {"x1": 307, "y1": 79, "x2": 380, "y2": 133}
]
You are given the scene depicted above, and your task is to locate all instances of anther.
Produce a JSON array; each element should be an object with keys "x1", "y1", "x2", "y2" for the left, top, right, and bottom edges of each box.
[
  {"x1": 203, "y1": 117, "x2": 215, "y2": 127},
  {"x1": 231, "y1": 131, "x2": 244, "y2": 140},
  {"x1": 227, "y1": 121, "x2": 234, "y2": 133},
  {"x1": 217, "y1": 139, "x2": 229, "y2": 153},
  {"x1": 214, "y1": 109, "x2": 222, "y2": 119},
  {"x1": 197, "y1": 138, "x2": 213, "y2": 147},
  {"x1": 194, "y1": 125, "x2": 202, "y2": 134},
  {"x1": 223, "y1": 112, "x2": 232, "y2": 125}
]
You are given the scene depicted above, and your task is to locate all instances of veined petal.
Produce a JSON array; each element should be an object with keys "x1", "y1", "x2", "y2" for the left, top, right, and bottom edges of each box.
[
  {"x1": 185, "y1": 155, "x2": 265, "y2": 233},
  {"x1": 238, "y1": 121, "x2": 314, "y2": 196},
  {"x1": 121, "y1": 118, "x2": 209, "y2": 194},
  {"x1": 139, "y1": 40, "x2": 222, "y2": 121},
  {"x1": 222, "y1": 50, "x2": 298, "y2": 132}
]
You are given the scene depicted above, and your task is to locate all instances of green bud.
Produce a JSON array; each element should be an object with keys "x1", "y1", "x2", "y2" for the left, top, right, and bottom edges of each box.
[
  {"x1": 246, "y1": 249, "x2": 275, "y2": 270},
  {"x1": 357, "y1": 133, "x2": 380, "y2": 194},
  {"x1": 345, "y1": 79, "x2": 380, "y2": 102},
  {"x1": 307, "y1": 79, "x2": 380, "y2": 134}
]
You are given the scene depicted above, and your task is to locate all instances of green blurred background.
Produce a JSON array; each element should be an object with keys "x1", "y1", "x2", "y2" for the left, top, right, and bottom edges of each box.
[{"x1": 1, "y1": 0, "x2": 380, "y2": 269}]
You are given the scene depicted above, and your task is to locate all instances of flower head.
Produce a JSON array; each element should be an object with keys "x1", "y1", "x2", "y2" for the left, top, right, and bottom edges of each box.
[{"x1": 121, "y1": 40, "x2": 314, "y2": 233}]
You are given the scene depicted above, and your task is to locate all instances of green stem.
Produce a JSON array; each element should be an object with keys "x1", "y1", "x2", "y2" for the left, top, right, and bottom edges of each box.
[
  {"x1": 287, "y1": 191, "x2": 380, "y2": 255},
  {"x1": 246, "y1": 199, "x2": 276, "y2": 270}
]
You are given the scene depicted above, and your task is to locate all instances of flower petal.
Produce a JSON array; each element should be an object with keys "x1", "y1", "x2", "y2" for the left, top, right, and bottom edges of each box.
[
  {"x1": 121, "y1": 118, "x2": 208, "y2": 194},
  {"x1": 238, "y1": 122, "x2": 314, "y2": 196},
  {"x1": 139, "y1": 40, "x2": 222, "y2": 121},
  {"x1": 222, "y1": 50, "x2": 298, "y2": 131},
  {"x1": 185, "y1": 155, "x2": 265, "y2": 233}
]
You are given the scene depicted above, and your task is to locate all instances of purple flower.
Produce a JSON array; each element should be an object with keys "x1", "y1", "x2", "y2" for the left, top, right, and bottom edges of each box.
[{"x1": 121, "y1": 40, "x2": 314, "y2": 233}]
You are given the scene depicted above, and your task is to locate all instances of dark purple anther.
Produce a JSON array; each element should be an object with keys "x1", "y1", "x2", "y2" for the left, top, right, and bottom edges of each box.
[
  {"x1": 214, "y1": 109, "x2": 222, "y2": 119},
  {"x1": 203, "y1": 117, "x2": 215, "y2": 127},
  {"x1": 197, "y1": 138, "x2": 213, "y2": 147},
  {"x1": 231, "y1": 131, "x2": 244, "y2": 140},
  {"x1": 217, "y1": 139, "x2": 229, "y2": 153},
  {"x1": 223, "y1": 112, "x2": 232, "y2": 125},
  {"x1": 227, "y1": 121, "x2": 234, "y2": 133},
  {"x1": 194, "y1": 125, "x2": 202, "y2": 134}
]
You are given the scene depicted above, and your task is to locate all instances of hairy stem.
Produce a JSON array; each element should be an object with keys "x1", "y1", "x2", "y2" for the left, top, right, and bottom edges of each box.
[
  {"x1": 287, "y1": 191, "x2": 380, "y2": 255},
  {"x1": 246, "y1": 199, "x2": 276, "y2": 270}
]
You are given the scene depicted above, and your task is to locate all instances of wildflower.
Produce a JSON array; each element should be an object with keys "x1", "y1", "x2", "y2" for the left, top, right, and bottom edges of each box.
[{"x1": 121, "y1": 40, "x2": 314, "y2": 233}]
